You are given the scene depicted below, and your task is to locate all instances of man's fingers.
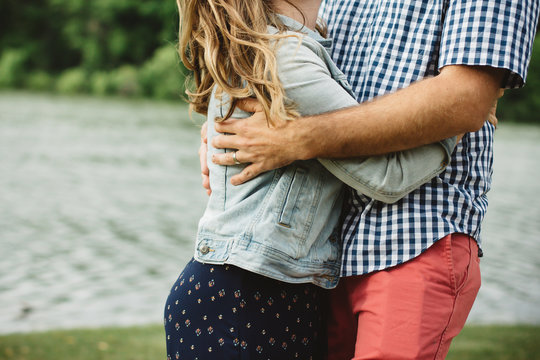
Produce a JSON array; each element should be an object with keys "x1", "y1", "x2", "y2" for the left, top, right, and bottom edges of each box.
[
  {"x1": 230, "y1": 164, "x2": 263, "y2": 186},
  {"x1": 236, "y1": 97, "x2": 264, "y2": 113},
  {"x1": 214, "y1": 117, "x2": 249, "y2": 135},
  {"x1": 212, "y1": 151, "x2": 235, "y2": 166},
  {"x1": 212, "y1": 150, "x2": 250, "y2": 166},
  {"x1": 212, "y1": 133, "x2": 243, "y2": 150}
]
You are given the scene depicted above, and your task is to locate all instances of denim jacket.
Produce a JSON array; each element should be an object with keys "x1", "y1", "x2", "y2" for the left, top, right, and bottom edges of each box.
[{"x1": 195, "y1": 15, "x2": 456, "y2": 288}]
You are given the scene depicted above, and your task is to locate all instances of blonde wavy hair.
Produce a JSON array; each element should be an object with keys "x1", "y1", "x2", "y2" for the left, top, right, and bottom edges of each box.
[{"x1": 177, "y1": 0, "x2": 320, "y2": 126}]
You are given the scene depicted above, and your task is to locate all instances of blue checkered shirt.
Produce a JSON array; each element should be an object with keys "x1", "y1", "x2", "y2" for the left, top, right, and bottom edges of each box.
[{"x1": 321, "y1": 0, "x2": 539, "y2": 276}]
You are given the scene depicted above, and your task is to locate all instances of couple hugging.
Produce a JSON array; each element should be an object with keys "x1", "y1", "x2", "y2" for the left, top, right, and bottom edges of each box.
[{"x1": 164, "y1": 0, "x2": 539, "y2": 359}]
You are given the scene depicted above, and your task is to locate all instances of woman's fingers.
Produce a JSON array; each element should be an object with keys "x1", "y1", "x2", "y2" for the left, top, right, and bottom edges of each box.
[
  {"x1": 199, "y1": 122, "x2": 211, "y2": 195},
  {"x1": 201, "y1": 121, "x2": 208, "y2": 143},
  {"x1": 488, "y1": 113, "x2": 498, "y2": 128},
  {"x1": 201, "y1": 173, "x2": 211, "y2": 195},
  {"x1": 199, "y1": 140, "x2": 209, "y2": 176},
  {"x1": 487, "y1": 98, "x2": 500, "y2": 128}
]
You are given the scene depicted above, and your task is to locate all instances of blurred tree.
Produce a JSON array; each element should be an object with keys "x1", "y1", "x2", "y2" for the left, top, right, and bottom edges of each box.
[
  {"x1": 0, "y1": 0, "x2": 178, "y2": 72},
  {"x1": 45, "y1": 0, "x2": 178, "y2": 71},
  {"x1": 0, "y1": 0, "x2": 75, "y2": 72},
  {"x1": 0, "y1": 0, "x2": 537, "y2": 109},
  {"x1": 0, "y1": 0, "x2": 183, "y2": 98}
]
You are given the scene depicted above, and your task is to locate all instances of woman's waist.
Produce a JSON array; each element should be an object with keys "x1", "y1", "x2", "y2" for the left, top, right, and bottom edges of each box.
[
  {"x1": 194, "y1": 233, "x2": 342, "y2": 289},
  {"x1": 202, "y1": 160, "x2": 344, "y2": 239}
]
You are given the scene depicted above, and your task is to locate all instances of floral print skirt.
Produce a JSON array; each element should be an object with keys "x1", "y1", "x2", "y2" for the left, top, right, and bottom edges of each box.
[{"x1": 164, "y1": 258, "x2": 327, "y2": 360}]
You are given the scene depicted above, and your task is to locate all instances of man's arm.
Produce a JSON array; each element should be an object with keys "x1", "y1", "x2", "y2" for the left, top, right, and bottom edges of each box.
[{"x1": 211, "y1": 65, "x2": 505, "y2": 185}]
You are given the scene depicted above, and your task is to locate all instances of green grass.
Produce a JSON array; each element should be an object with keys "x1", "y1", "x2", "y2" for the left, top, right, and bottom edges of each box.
[
  {"x1": 0, "y1": 325, "x2": 166, "y2": 360},
  {"x1": 446, "y1": 325, "x2": 540, "y2": 360},
  {"x1": 0, "y1": 325, "x2": 538, "y2": 359}
]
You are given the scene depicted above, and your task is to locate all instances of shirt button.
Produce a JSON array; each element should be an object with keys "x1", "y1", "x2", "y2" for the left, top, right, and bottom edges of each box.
[
  {"x1": 353, "y1": 34, "x2": 360, "y2": 41},
  {"x1": 199, "y1": 245, "x2": 210, "y2": 255}
]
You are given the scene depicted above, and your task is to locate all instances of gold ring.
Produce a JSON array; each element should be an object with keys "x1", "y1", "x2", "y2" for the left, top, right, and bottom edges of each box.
[{"x1": 232, "y1": 151, "x2": 241, "y2": 165}]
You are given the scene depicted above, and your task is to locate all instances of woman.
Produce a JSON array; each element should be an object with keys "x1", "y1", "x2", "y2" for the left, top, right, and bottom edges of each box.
[{"x1": 164, "y1": 0, "x2": 457, "y2": 359}]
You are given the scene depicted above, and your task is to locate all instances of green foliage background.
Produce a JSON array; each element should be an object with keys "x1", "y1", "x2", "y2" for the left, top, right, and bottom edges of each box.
[
  {"x1": 0, "y1": 0, "x2": 184, "y2": 100},
  {"x1": 498, "y1": 33, "x2": 540, "y2": 123},
  {"x1": 0, "y1": 0, "x2": 538, "y2": 122}
]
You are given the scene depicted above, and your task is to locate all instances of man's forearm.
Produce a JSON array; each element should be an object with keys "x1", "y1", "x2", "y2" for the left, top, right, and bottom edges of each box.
[
  {"x1": 293, "y1": 65, "x2": 505, "y2": 159},
  {"x1": 211, "y1": 65, "x2": 505, "y2": 185}
]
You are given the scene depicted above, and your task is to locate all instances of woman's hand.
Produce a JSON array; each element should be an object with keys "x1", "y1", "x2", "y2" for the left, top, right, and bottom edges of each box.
[
  {"x1": 487, "y1": 89, "x2": 505, "y2": 129},
  {"x1": 200, "y1": 122, "x2": 211, "y2": 195},
  {"x1": 456, "y1": 89, "x2": 503, "y2": 143}
]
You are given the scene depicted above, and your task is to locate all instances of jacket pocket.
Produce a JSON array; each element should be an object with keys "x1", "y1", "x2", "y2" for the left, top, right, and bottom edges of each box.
[{"x1": 278, "y1": 166, "x2": 307, "y2": 228}]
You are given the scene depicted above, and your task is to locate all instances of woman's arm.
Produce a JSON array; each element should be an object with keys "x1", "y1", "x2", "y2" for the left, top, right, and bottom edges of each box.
[{"x1": 317, "y1": 139, "x2": 455, "y2": 203}]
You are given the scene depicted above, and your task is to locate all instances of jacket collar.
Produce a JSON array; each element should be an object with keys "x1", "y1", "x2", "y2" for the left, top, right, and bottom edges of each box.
[{"x1": 275, "y1": 14, "x2": 333, "y2": 50}]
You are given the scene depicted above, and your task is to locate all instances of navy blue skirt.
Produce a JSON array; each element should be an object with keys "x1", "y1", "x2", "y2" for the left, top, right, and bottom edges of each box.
[{"x1": 164, "y1": 258, "x2": 327, "y2": 360}]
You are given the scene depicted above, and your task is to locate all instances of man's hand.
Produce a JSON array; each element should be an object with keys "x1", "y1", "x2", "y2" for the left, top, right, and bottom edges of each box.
[
  {"x1": 211, "y1": 98, "x2": 301, "y2": 185},
  {"x1": 200, "y1": 122, "x2": 211, "y2": 195}
]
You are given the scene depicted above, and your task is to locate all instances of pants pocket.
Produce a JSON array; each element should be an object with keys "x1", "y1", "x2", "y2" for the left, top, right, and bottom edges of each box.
[{"x1": 448, "y1": 233, "x2": 477, "y2": 294}]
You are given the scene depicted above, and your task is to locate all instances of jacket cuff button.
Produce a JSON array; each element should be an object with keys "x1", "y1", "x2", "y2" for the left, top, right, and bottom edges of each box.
[{"x1": 199, "y1": 245, "x2": 210, "y2": 255}]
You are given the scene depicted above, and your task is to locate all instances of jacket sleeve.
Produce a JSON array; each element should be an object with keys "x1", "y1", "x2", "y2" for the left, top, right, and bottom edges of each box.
[{"x1": 276, "y1": 35, "x2": 456, "y2": 203}]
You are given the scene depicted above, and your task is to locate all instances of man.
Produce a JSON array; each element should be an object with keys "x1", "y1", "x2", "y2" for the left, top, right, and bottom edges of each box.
[{"x1": 204, "y1": 1, "x2": 539, "y2": 358}]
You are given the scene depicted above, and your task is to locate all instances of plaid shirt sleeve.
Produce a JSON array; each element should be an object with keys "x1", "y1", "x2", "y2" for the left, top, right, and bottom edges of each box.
[{"x1": 439, "y1": 0, "x2": 540, "y2": 88}]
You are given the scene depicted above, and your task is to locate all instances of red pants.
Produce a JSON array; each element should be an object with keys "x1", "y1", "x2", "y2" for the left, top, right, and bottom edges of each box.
[{"x1": 327, "y1": 233, "x2": 481, "y2": 360}]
